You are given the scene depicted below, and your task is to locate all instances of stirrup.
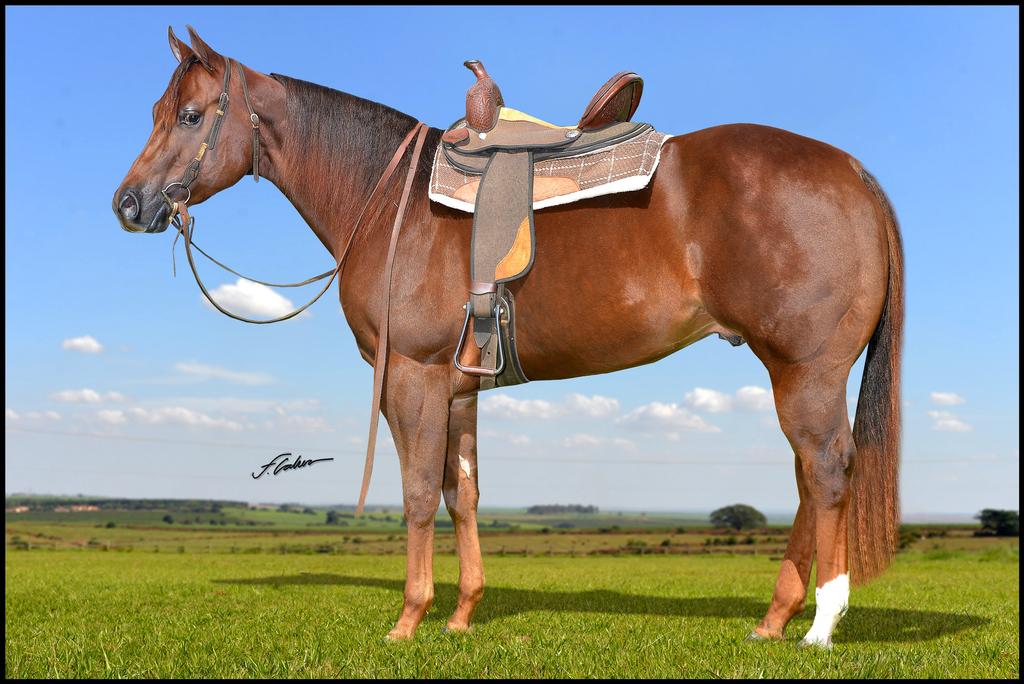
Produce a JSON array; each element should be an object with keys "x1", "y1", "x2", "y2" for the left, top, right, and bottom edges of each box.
[{"x1": 453, "y1": 300, "x2": 505, "y2": 377}]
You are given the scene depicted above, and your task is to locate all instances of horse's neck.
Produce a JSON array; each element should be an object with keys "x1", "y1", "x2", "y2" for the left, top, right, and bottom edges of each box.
[
  {"x1": 260, "y1": 89, "x2": 418, "y2": 258},
  {"x1": 256, "y1": 74, "x2": 428, "y2": 349}
]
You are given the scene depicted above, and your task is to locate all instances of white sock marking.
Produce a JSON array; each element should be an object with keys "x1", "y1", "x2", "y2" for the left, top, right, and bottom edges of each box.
[
  {"x1": 801, "y1": 573, "x2": 849, "y2": 647},
  {"x1": 458, "y1": 454, "x2": 472, "y2": 478}
]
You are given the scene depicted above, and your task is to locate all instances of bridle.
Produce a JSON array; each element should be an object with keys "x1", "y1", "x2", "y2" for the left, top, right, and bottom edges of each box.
[
  {"x1": 160, "y1": 56, "x2": 427, "y2": 326},
  {"x1": 161, "y1": 56, "x2": 260, "y2": 213},
  {"x1": 156, "y1": 54, "x2": 429, "y2": 514}
]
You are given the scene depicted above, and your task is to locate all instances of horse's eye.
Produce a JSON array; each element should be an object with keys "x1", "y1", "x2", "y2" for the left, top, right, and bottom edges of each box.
[{"x1": 179, "y1": 110, "x2": 202, "y2": 127}]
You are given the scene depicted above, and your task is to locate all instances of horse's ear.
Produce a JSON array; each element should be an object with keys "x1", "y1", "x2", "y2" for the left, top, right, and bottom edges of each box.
[
  {"x1": 186, "y1": 25, "x2": 223, "y2": 72},
  {"x1": 168, "y1": 26, "x2": 195, "y2": 63}
]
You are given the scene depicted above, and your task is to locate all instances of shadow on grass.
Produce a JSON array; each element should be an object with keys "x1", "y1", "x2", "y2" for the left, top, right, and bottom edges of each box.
[{"x1": 212, "y1": 573, "x2": 988, "y2": 643}]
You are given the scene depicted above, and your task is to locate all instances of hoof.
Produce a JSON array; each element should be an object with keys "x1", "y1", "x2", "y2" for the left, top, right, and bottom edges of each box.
[
  {"x1": 444, "y1": 623, "x2": 472, "y2": 634},
  {"x1": 746, "y1": 627, "x2": 783, "y2": 642},
  {"x1": 797, "y1": 638, "x2": 832, "y2": 650},
  {"x1": 385, "y1": 628, "x2": 414, "y2": 641}
]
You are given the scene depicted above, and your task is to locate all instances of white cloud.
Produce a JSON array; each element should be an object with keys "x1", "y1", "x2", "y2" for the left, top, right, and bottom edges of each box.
[
  {"x1": 24, "y1": 411, "x2": 61, "y2": 421},
  {"x1": 126, "y1": 406, "x2": 243, "y2": 431},
  {"x1": 735, "y1": 386, "x2": 774, "y2": 412},
  {"x1": 563, "y1": 433, "x2": 604, "y2": 448},
  {"x1": 53, "y1": 389, "x2": 101, "y2": 403},
  {"x1": 51, "y1": 389, "x2": 125, "y2": 403},
  {"x1": 483, "y1": 393, "x2": 722, "y2": 436},
  {"x1": 276, "y1": 414, "x2": 333, "y2": 433},
  {"x1": 619, "y1": 402, "x2": 720, "y2": 433},
  {"x1": 564, "y1": 393, "x2": 620, "y2": 418},
  {"x1": 97, "y1": 409, "x2": 127, "y2": 425},
  {"x1": 480, "y1": 429, "x2": 533, "y2": 446},
  {"x1": 61, "y1": 335, "x2": 103, "y2": 354},
  {"x1": 683, "y1": 385, "x2": 773, "y2": 413},
  {"x1": 174, "y1": 362, "x2": 273, "y2": 386},
  {"x1": 204, "y1": 279, "x2": 304, "y2": 320},
  {"x1": 6, "y1": 409, "x2": 59, "y2": 422},
  {"x1": 930, "y1": 391, "x2": 966, "y2": 406},
  {"x1": 684, "y1": 387, "x2": 733, "y2": 413},
  {"x1": 481, "y1": 393, "x2": 622, "y2": 420},
  {"x1": 479, "y1": 395, "x2": 561, "y2": 420},
  {"x1": 927, "y1": 410, "x2": 973, "y2": 432}
]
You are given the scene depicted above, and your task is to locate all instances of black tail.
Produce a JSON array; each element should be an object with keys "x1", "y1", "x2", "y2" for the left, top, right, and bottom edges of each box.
[{"x1": 849, "y1": 168, "x2": 904, "y2": 584}]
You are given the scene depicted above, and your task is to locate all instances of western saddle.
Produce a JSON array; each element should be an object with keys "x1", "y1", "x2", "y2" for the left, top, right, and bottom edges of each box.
[
  {"x1": 442, "y1": 60, "x2": 649, "y2": 389},
  {"x1": 441, "y1": 60, "x2": 644, "y2": 146}
]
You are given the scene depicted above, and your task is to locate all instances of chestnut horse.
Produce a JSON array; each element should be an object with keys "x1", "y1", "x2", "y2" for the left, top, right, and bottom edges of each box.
[{"x1": 113, "y1": 28, "x2": 903, "y2": 647}]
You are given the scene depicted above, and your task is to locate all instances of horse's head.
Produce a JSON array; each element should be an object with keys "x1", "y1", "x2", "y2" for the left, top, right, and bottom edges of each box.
[{"x1": 113, "y1": 26, "x2": 258, "y2": 233}]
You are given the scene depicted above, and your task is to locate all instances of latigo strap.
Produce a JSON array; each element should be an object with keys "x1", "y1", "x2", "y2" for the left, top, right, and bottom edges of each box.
[{"x1": 356, "y1": 124, "x2": 429, "y2": 515}]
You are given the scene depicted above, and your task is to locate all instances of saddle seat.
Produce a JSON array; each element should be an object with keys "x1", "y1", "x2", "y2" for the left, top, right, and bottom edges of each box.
[{"x1": 441, "y1": 61, "x2": 643, "y2": 147}]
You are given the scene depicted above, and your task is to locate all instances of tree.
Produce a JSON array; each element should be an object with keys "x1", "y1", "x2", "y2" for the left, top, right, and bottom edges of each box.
[
  {"x1": 162, "y1": 514, "x2": 174, "y2": 524},
  {"x1": 326, "y1": 510, "x2": 339, "y2": 525},
  {"x1": 977, "y1": 509, "x2": 1019, "y2": 537},
  {"x1": 710, "y1": 504, "x2": 766, "y2": 531}
]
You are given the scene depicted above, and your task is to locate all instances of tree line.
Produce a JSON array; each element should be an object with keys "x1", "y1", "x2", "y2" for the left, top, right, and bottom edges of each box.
[
  {"x1": 5, "y1": 496, "x2": 246, "y2": 512},
  {"x1": 526, "y1": 504, "x2": 600, "y2": 515}
]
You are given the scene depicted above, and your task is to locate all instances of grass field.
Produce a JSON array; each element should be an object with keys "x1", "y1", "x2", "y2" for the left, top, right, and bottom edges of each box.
[{"x1": 5, "y1": 542, "x2": 1018, "y2": 677}]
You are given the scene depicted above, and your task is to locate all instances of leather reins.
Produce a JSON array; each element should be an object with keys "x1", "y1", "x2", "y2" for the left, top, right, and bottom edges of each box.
[{"x1": 160, "y1": 55, "x2": 430, "y2": 513}]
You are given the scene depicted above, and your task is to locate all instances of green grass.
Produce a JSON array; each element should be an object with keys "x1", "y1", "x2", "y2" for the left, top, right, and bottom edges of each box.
[{"x1": 5, "y1": 548, "x2": 1017, "y2": 678}]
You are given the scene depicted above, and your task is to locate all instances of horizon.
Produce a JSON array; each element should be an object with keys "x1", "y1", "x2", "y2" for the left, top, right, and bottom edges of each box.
[{"x1": 3, "y1": 491, "x2": 992, "y2": 522}]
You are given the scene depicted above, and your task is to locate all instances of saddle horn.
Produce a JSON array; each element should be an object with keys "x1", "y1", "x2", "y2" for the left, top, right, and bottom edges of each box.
[{"x1": 464, "y1": 60, "x2": 504, "y2": 132}]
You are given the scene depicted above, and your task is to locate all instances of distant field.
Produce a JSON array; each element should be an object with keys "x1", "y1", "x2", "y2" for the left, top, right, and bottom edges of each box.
[
  {"x1": 5, "y1": 505, "x2": 769, "y2": 556},
  {"x1": 5, "y1": 505, "x2": 720, "y2": 531},
  {"x1": 5, "y1": 544, "x2": 1018, "y2": 678},
  {"x1": 6, "y1": 507, "x2": 993, "y2": 558}
]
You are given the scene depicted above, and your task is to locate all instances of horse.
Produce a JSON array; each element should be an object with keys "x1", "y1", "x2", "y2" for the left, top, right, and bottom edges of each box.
[{"x1": 113, "y1": 26, "x2": 903, "y2": 647}]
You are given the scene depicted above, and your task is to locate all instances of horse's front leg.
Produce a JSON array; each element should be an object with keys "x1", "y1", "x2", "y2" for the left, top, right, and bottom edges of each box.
[
  {"x1": 382, "y1": 358, "x2": 451, "y2": 640},
  {"x1": 442, "y1": 394, "x2": 484, "y2": 631}
]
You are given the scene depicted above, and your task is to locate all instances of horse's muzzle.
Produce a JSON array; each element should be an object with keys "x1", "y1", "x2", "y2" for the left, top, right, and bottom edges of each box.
[{"x1": 113, "y1": 187, "x2": 169, "y2": 233}]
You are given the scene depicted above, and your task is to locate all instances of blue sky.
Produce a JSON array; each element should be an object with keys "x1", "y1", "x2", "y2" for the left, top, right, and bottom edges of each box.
[{"x1": 5, "y1": 6, "x2": 1019, "y2": 515}]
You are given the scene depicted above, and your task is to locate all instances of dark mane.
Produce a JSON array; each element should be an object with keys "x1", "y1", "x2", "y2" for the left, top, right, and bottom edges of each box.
[{"x1": 269, "y1": 73, "x2": 417, "y2": 182}]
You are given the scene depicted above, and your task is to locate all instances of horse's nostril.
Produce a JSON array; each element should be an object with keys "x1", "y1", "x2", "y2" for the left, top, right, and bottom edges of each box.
[{"x1": 119, "y1": 191, "x2": 140, "y2": 221}]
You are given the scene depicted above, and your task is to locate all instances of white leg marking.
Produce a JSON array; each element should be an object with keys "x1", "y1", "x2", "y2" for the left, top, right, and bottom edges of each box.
[
  {"x1": 801, "y1": 574, "x2": 849, "y2": 648},
  {"x1": 458, "y1": 454, "x2": 472, "y2": 478}
]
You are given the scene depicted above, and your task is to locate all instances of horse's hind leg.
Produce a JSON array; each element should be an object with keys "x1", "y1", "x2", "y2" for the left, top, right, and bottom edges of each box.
[
  {"x1": 752, "y1": 464, "x2": 815, "y2": 640},
  {"x1": 763, "y1": 362, "x2": 856, "y2": 648},
  {"x1": 382, "y1": 359, "x2": 451, "y2": 640},
  {"x1": 442, "y1": 395, "x2": 485, "y2": 631}
]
